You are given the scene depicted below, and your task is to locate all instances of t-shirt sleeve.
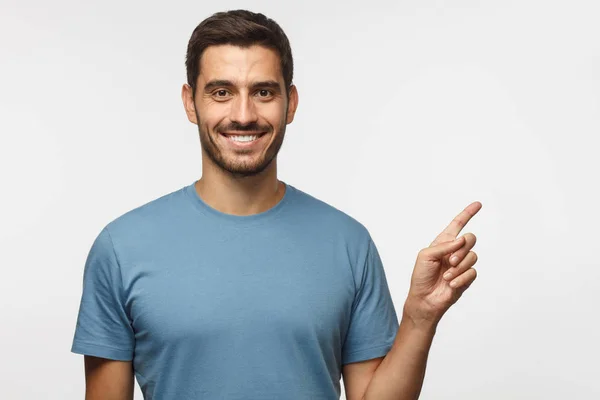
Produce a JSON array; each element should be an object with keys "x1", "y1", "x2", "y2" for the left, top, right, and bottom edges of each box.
[
  {"x1": 342, "y1": 236, "x2": 399, "y2": 365},
  {"x1": 71, "y1": 227, "x2": 135, "y2": 361}
]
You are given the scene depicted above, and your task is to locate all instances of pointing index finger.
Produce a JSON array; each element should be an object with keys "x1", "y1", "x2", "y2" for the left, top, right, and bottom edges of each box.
[{"x1": 432, "y1": 201, "x2": 482, "y2": 245}]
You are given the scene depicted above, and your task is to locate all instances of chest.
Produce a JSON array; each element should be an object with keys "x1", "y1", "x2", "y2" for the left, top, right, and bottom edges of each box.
[{"x1": 123, "y1": 236, "x2": 356, "y2": 347}]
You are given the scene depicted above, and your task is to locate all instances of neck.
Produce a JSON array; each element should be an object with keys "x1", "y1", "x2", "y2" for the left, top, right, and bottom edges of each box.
[{"x1": 194, "y1": 158, "x2": 284, "y2": 216}]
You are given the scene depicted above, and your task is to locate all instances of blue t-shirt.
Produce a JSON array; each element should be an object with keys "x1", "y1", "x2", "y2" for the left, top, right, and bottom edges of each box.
[{"x1": 71, "y1": 181, "x2": 399, "y2": 399}]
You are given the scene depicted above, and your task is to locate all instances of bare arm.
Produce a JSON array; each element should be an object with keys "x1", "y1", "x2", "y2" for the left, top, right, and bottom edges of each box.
[
  {"x1": 360, "y1": 312, "x2": 437, "y2": 400},
  {"x1": 342, "y1": 357, "x2": 384, "y2": 400},
  {"x1": 84, "y1": 355, "x2": 134, "y2": 400}
]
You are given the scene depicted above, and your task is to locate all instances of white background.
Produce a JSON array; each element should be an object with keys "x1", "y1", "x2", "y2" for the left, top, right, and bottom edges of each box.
[{"x1": 1, "y1": 0, "x2": 599, "y2": 398}]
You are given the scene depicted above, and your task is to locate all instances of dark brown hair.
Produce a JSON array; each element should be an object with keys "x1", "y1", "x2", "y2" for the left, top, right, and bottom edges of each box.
[{"x1": 185, "y1": 10, "x2": 294, "y2": 99}]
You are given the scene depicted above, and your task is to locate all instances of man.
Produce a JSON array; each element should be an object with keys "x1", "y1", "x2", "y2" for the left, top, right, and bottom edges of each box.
[{"x1": 71, "y1": 9, "x2": 481, "y2": 400}]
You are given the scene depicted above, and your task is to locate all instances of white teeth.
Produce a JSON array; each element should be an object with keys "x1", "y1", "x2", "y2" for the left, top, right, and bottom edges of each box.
[{"x1": 229, "y1": 135, "x2": 258, "y2": 142}]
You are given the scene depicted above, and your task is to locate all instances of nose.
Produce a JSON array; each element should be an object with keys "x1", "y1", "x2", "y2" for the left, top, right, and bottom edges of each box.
[{"x1": 229, "y1": 92, "x2": 258, "y2": 126}]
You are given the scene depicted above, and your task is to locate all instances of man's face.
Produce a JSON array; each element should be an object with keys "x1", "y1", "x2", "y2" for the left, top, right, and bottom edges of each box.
[{"x1": 182, "y1": 44, "x2": 298, "y2": 177}]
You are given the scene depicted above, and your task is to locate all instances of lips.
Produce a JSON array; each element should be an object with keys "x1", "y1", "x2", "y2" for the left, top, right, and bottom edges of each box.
[
  {"x1": 218, "y1": 131, "x2": 269, "y2": 147},
  {"x1": 220, "y1": 132, "x2": 267, "y2": 137}
]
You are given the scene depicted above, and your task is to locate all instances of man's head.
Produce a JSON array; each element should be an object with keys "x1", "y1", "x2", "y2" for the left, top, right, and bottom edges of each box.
[{"x1": 181, "y1": 10, "x2": 298, "y2": 178}]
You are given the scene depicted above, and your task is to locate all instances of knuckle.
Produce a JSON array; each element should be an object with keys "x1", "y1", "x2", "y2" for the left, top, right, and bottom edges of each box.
[
  {"x1": 465, "y1": 232, "x2": 476, "y2": 245},
  {"x1": 470, "y1": 251, "x2": 478, "y2": 262},
  {"x1": 454, "y1": 217, "x2": 467, "y2": 227}
]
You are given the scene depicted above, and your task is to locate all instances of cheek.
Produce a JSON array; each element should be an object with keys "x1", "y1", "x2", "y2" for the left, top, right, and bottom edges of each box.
[
  {"x1": 198, "y1": 102, "x2": 227, "y2": 125},
  {"x1": 199, "y1": 112, "x2": 225, "y2": 134},
  {"x1": 260, "y1": 103, "x2": 286, "y2": 126}
]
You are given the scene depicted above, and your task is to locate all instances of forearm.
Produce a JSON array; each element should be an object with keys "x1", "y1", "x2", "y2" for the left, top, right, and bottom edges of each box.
[{"x1": 361, "y1": 306, "x2": 438, "y2": 400}]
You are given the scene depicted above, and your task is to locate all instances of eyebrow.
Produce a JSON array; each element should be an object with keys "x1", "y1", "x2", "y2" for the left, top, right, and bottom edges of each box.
[{"x1": 203, "y1": 79, "x2": 283, "y2": 93}]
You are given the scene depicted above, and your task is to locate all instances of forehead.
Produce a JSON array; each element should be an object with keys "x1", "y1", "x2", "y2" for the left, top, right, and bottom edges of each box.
[{"x1": 198, "y1": 44, "x2": 283, "y2": 84}]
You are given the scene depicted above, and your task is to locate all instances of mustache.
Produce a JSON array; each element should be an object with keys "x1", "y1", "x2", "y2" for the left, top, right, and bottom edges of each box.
[{"x1": 217, "y1": 122, "x2": 271, "y2": 134}]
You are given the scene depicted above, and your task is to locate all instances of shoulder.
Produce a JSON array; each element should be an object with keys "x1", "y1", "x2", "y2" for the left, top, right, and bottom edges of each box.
[
  {"x1": 102, "y1": 185, "x2": 188, "y2": 241},
  {"x1": 287, "y1": 184, "x2": 372, "y2": 244}
]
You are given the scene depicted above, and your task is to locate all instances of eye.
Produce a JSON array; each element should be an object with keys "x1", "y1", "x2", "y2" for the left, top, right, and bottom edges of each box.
[
  {"x1": 213, "y1": 89, "x2": 231, "y2": 99},
  {"x1": 256, "y1": 89, "x2": 272, "y2": 98}
]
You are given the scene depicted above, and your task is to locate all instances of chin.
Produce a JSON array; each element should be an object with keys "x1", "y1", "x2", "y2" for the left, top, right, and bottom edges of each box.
[
  {"x1": 221, "y1": 154, "x2": 276, "y2": 177},
  {"x1": 224, "y1": 162, "x2": 271, "y2": 177}
]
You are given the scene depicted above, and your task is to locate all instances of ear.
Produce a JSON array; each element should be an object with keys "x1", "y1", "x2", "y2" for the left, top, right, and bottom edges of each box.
[
  {"x1": 181, "y1": 84, "x2": 198, "y2": 125},
  {"x1": 285, "y1": 84, "x2": 299, "y2": 124}
]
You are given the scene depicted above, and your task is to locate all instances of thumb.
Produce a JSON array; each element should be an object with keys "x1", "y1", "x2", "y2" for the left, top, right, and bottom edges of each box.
[{"x1": 422, "y1": 236, "x2": 465, "y2": 260}]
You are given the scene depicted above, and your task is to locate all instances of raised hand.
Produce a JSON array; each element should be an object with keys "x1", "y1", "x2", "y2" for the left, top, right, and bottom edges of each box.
[{"x1": 404, "y1": 201, "x2": 482, "y2": 327}]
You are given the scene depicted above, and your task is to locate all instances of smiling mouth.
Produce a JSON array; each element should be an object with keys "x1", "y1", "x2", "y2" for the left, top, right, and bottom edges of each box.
[{"x1": 220, "y1": 132, "x2": 268, "y2": 143}]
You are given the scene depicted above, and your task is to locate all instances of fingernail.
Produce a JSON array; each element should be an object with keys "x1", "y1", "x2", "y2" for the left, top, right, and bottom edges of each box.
[
  {"x1": 451, "y1": 256, "x2": 459, "y2": 264},
  {"x1": 443, "y1": 272, "x2": 452, "y2": 280},
  {"x1": 450, "y1": 280, "x2": 458, "y2": 288}
]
